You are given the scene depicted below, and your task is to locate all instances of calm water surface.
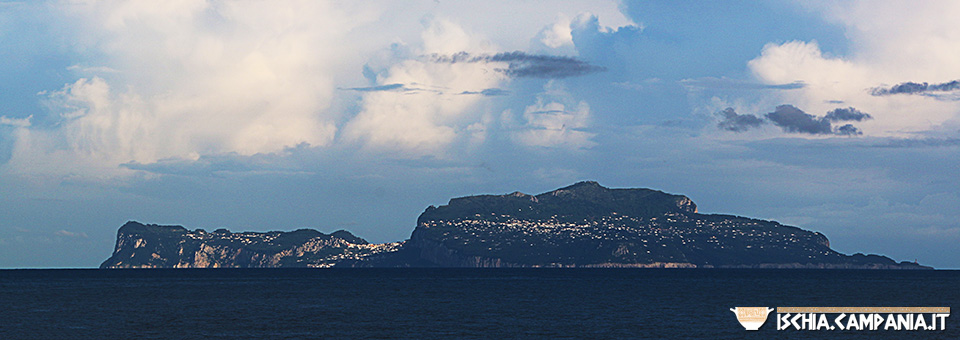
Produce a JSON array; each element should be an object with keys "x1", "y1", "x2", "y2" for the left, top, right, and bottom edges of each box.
[{"x1": 0, "y1": 269, "x2": 957, "y2": 339}]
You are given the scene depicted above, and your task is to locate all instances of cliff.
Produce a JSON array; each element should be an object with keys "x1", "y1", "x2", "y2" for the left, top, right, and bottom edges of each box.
[{"x1": 99, "y1": 221, "x2": 400, "y2": 268}]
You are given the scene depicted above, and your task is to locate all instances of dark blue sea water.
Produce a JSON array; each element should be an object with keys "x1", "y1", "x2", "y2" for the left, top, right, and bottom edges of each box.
[{"x1": 0, "y1": 269, "x2": 957, "y2": 339}]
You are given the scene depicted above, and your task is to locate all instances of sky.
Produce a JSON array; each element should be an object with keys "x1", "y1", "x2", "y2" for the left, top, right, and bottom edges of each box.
[{"x1": 1, "y1": 0, "x2": 959, "y2": 269}]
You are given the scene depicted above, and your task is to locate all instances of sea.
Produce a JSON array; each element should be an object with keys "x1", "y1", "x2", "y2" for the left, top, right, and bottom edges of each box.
[{"x1": 0, "y1": 268, "x2": 957, "y2": 339}]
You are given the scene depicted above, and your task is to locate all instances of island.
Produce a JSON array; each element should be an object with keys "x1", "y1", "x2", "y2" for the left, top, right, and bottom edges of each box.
[
  {"x1": 100, "y1": 222, "x2": 400, "y2": 268},
  {"x1": 101, "y1": 181, "x2": 930, "y2": 269}
]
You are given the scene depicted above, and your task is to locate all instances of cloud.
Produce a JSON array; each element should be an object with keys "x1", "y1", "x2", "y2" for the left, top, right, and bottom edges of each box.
[
  {"x1": 824, "y1": 107, "x2": 872, "y2": 122},
  {"x1": 507, "y1": 81, "x2": 595, "y2": 149},
  {"x1": 515, "y1": 101, "x2": 594, "y2": 148},
  {"x1": 535, "y1": 14, "x2": 575, "y2": 49},
  {"x1": 746, "y1": 2, "x2": 960, "y2": 137},
  {"x1": 870, "y1": 80, "x2": 960, "y2": 97},
  {"x1": 66, "y1": 64, "x2": 118, "y2": 74},
  {"x1": 1, "y1": 1, "x2": 631, "y2": 180},
  {"x1": 0, "y1": 115, "x2": 31, "y2": 127},
  {"x1": 120, "y1": 152, "x2": 298, "y2": 177},
  {"x1": 834, "y1": 124, "x2": 862, "y2": 136},
  {"x1": 716, "y1": 107, "x2": 764, "y2": 132},
  {"x1": 339, "y1": 83, "x2": 458, "y2": 95},
  {"x1": 340, "y1": 83, "x2": 511, "y2": 98},
  {"x1": 459, "y1": 88, "x2": 511, "y2": 96},
  {"x1": 715, "y1": 105, "x2": 872, "y2": 136},
  {"x1": 429, "y1": 51, "x2": 605, "y2": 79},
  {"x1": 765, "y1": 105, "x2": 872, "y2": 136},
  {"x1": 870, "y1": 138, "x2": 960, "y2": 148},
  {"x1": 340, "y1": 83, "x2": 410, "y2": 92},
  {"x1": 55, "y1": 230, "x2": 88, "y2": 238},
  {"x1": 490, "y1": 51, "x2": 606, "y2": 78},
  {"x1": 765, "y1": 105, "x2": 830, "y2": 134},
  {"x1": 3, "y1": 2, "x2": 369, "y2": 177},
  {"x1": 681, "y1": 77, "x2": 806, "y2": 90},
  {"x1": 341, "y1": 19, "x2": 505, "y2": 154},
  {"x1": 765, "y1": 105, "x2": 833, "y2": 135}
]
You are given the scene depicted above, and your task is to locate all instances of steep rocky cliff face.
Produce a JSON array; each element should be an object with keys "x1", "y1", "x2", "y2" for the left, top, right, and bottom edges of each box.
[
  {"x1": 400, "y1": 181, "x2": 928, "y2": 269},
  {"x1": 100, "y1": 221, "x2": 400, "y2": 268}
]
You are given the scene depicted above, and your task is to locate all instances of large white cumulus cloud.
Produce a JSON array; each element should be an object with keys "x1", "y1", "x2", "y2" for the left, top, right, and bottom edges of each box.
[
  {"x1": 7, "y1": 1, "x2": 378, "y2": 177},
  {"x1": 746, "y1": 1, "x2": 960, "y2": 137},
  {"x1": 341, "y1": 19, "x2": 506, "y2": 154},
  {"x1": 2, "y1": 0, "x2": 630, "y2": 178}
]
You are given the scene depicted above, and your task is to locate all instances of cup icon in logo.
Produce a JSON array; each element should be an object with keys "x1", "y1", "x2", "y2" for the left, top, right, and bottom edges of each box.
[{"x1": 730, "y1": 307, "x2": 774, "y2": 330}]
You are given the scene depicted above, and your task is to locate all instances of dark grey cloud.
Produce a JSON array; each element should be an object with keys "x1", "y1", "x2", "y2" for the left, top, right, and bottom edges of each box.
[
  {"x1": 681, "y1": 77, "x2": 805, "y2": 90},
  {"x1": 765, "y1": 105, "x2": 873, "y2": 136},
  {"x1": 459, "y1": 88, "x2": 511, "y2": 96},
  {"x1": 527, "y1": 109, "x2": 566, "y2": 115},
  {"x1": 765, "y1": 105, "x2": 833, "y2": 134},
  {"x1": 716, "y1": 107, "x2": 764, "y2": 132},
  {"x1": 430, "y1": 51, "x2": 605, "y2": 79},
  {"x1": 338, "y1": 83, "x2": 449, "y2": 94},
  {"x1": 834, "y1": 124, "x2": 862, "y2": 136},
  {"x1": 825, "y1": 107, "x2": 873, "y2": 122},
  {"x1": 491, "y1": 52, "x2": 606, "y2": 78},
  {"x1": 480, "y1": 88, "x2": 510, "y2": 96},
  {"x1": 717, "y1": 105, "x2": 872, "y2": 136},
  {"x1": 871, "y1": 80, "x2": 960, "y2": 96},
  {"x1": 339, "y1": 83, "x2": 414, "y2": 93}
]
